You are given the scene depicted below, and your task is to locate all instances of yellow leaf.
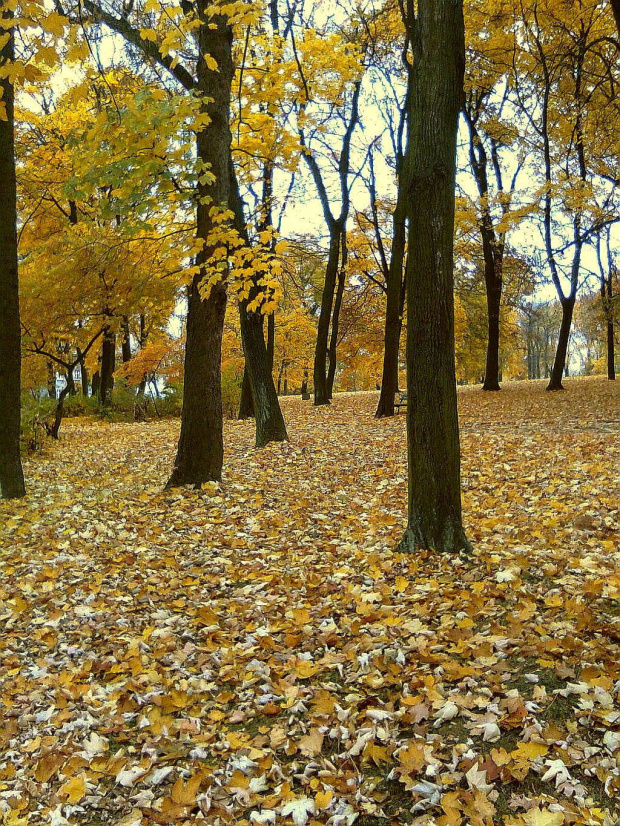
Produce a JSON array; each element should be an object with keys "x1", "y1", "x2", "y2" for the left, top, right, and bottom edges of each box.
[
  {"x1": 522, "y1": 808, "x2": 565, "y2": 826},
  {"x1": 59, "y1": 774, "x2": 87, "y2": 804},
  {"x1": 294, "y1": 661, "x2": 319, "y2": 679},
  {"x1": 170, "y1": 773, "x2": 202, "y2": 806},
  {"x1": 511, "y1": 741, "x2": 548, "y2": 762},
  {"x1": 315, "y1": 789, "x2": 333, "y2": 810}
]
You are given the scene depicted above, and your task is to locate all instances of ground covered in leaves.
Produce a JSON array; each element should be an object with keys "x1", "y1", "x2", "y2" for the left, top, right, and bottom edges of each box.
[{"x1": 1, "y1": 377, "x2": 619, "y2": 826}]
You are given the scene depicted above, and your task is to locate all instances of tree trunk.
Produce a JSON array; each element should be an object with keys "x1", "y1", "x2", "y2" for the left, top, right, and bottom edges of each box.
[
  {"x1": 166, "y1": 7, "x2": 234, "y2": 488},
  {"x1": 99, "y1": 329, "x2": 116, "y2": 405},
  {"x1": 0, "y1": 11, "x2": 25, "y2": 499},
  {"x1": 228, "y1": 155, "x2": 287, "y2": 446},
  {"x1": 138, "y1": 314, "x2": 148, "y2": 395},
  {"x1": 121, "y1": 316, "x2": 132, "y2": 363},
  {"x1": 239, "y1": 301, "x2": 288, "y2": 446},
  {"x1": 399, "y1": 0, "x2": 469, "y2": 555},
  {"x1": 607, "y1": 318, "x2": 615, "y2": 381},
  {"x1": 326, "y1": 258, "x2": 346, "y2": 399},
  {"x1": 47, "y1": 361, "x2": 56, "y2": 399},
  {"x1": 168, "y1": 278, "x2": 227, "y2": 486},
  {"x1": 483, "y1": 261, "x2": 502, "y2": 390},
  {"x1": 603, "y1": 279, "x2": 615, "y2": 381},
  {"x1": 611, "y1": 0, "x2": 620, "y2": 37},
  {"x1": 267, "y1": 311, "x2": 275, "y2": 373},
  {"x1": 376, "y1": 193, "x2": 407, "y2": 417},
  {"x1": 76, "y1": 347, "x2": 89, "y2": 396},
  {"x1": 50, "y1": 371, "x2": 75, "y2": 440},
  {"x1": 238, "y1": 365, "x2": 254, "y2": 419},
  {"x1": 91, "y1": 370, "x2": 101, "y2": 399},
  {"x1": 546, "y1": 298, "x2": 574, "y2": 390},
  {"x1": 313, "y1": 228, "x2": 341, "y2": 405},
  {"x1": 237, "y1": 286, "x2": 275, "y2": 423}
]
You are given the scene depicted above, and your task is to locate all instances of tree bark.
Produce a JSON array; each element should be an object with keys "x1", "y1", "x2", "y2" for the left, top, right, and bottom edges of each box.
[
  {"x1": 483, "y1": 260, "x2": 502, "y2": 390},
  {"x1": 99, "y1": 328, "x2": 116, "y2": 405},
  {"x1": 238, "y1": 365, "x2": 254, "y2": 418},
  {"x1": 313, "y1": 228, "x2": 341, "y2": 405},
  {"x1": 0, "y1": 10, "x2": 26, "y2": 499},
  {"x1": 399, "y1": 0, "x2": 470, "y2": 555},
  {"x1": 267, "y1": 311, "x2": 275, "y2": 373},
  {"x1": 138, "y1": 314, "x2": 148, "y2": 395},
  {"x1": 239, "y1": 302, "x2": 288, "y2": 446},
  {"x1": 47, "y1": 361, "x2": 56, "y2": 399},
  {"x1": 602, "y1": 278, "x2": 615, "y2": 380},
  {"x1": 166, "y1": 5, "x2": 234, "y2": 487},
  {"x1": 228, "y1": 159, "x2": 288, "y2": 446},
  {"x1": 611, "y1": 0, "x2": 620, "y2": 36},
  {"x1": 547, "y1": 298, "x2": 574, "y2": 390},
  {"x1": 607, "y1": 319, "x2": 615, "y2": 381},
  {"x1": 168, "y1": 277, "x2": 227, "y2": 485},
  {"x1": 91, "y1": 370, "x2": 101, "y2": 399},
  {"x1": 76, "y1": 347, "x2": 89, "y2": 396},
  {"x1": 376, "y1": 192, "x2": 408, "y2": 417},
  {"x1": 121, "y1": 316, "x2": 132, "y2": 363},
  {"x1": 50, "y1": 371, "x2": 75, "y2": 440},
  {"x1": 326, "y1": 246, "x2": 347, "y2": 399}
]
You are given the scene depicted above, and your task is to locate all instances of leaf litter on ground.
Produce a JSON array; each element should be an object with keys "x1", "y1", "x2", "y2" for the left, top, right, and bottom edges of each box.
[{"x1": 0, "y1": 377, "x2": 619, "y2": 826}]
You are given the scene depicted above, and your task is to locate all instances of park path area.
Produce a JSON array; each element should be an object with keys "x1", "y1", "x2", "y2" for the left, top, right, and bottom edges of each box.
[{"x1": 1, "y1": 378, "x2": 619, "y2": 825}]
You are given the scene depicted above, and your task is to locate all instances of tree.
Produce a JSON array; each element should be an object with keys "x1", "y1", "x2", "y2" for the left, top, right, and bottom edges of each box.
[
  {"x1": 286, "y1": 13, "x2": 365, "y2": 404},
  {"x1": 18, "y1": 75, "x2": 181, "y2": 423},
  {"x1": 366, "y1": 6, "x2": 411, "y2": 418},
  {"x1": 399, "y1": 0, "x2": 470, "y2": 554},
  {"x1": 0, "y1": 2, "x2": 26, "y2": 498},
  {"x1": 611, "y1": 0, "x2": 620, "y2": 36},
  {"x1": 67, "y1": 0, "x2": 283, "y2": 485},
  {"x1": 463, "y1": 91, "x2": 522, "y2": 390},
  {"x1": 595, "y1": 228, "x2": 618, "y2": 379},
  {"x1": 515, "y1": 0, "x2": 619, "y2": 391}
]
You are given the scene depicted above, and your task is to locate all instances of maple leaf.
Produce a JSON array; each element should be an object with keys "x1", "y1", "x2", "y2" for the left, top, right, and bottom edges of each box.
[
  {"x1": 280, "y1": 797, "x2": 316, "y2": 826},
  {"x1": 521, "y1": 808, "x2": 566, "y2": 826},
  {"x1": 58, "y1": 774, "x2": 87, "y2": 804},
  {"x1": 465, "y1": 764, "x2": 494, "y2": 793}
]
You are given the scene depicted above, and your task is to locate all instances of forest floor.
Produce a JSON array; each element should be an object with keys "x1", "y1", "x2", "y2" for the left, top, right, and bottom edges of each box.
[{"x1": 1, "y1": 377, "x2": 619, "y2": 826}]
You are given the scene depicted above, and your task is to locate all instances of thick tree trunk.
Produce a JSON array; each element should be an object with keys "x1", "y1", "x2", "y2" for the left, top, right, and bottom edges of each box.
[
  {"x1": 91, "y1": 370, "x2": 101, "y2": 399},
  {"x1": 313, "y1": 228, "x2": 341, "y2": 405},
  {"x1": 376, "y1": 195, "x2": 407, "y2": 417},
  {"x1": 138, "y1": 314, "x2": 148, "y2": 395},
  {"x1": 237, "y1": 310, "x2": 276, "y2": 419},
  {"x1": 611, "y1": 0, "x2": 620, "y2": 36},
  {"x1": 0, "y1": 13, "x2": 25, "y2": 499},
  {"x1": 239, "y1": 302, "x2": 288, "y2": 446},
  {"x1": 607, "y1": 319, "x2": 615, "y2": 381},
  {"x1": 326, "y1": 260, "x2": 346, "y2": 399},
  {"x1": 399, "y1": 0, "x2": 469, "y2": 555},
  {"x1": 228, "y1": 159, "x2": 287, "y2": 446},
  {"x1": 99, "y1": 329, "x2": 116, "y2": 405},
  {"x1": 121, "y1": 316, "x2": 132, "y2": 363},
  {"x1": 483, "y1": 262, "x2": 502, "y2": 390},
  {"x1": 167, "y1": 8, "x2": 234, "y2": 487},
  {"x1": 76, "y1": 347, "x2": 89, "y2": 396},
  {"x1": 47, "y1": 361, "x2": 56, "y2": 399},
  {"x1": 50, "y1": 372, "x2": 75, "y2": 440},
  {"x1": 238, "y1": 365, "x2": 254, "y2": 419},
  {"x1": 603, "y1": 280, "x2": 615, "y2": 380},
  {"x1": 547, "y1": 298, "x2": 574, "y2": 391},
  {"x1": 267, "y1": 312, "x2": 275, "y2": 373},
  {"x1": 168, "y1": 278, "x2": 227, "y2": 486}
]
